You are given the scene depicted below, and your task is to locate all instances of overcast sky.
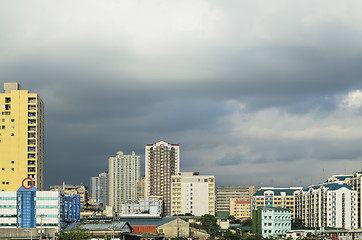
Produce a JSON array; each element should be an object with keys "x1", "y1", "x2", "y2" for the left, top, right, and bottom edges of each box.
[{"x1": 2, "y1": 0, "x2": 362, "y2": 190}]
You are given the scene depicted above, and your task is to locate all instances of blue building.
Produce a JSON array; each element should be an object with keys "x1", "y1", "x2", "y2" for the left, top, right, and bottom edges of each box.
[{"x1": 0, "y1": 184, "x2": 80, "y2": 229}]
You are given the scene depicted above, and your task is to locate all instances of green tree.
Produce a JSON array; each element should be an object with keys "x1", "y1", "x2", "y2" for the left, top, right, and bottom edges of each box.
[
  {"x1": 223, "y1": 230, "x2": 240, "y2": 240},
  {"x1": 241, "y1": 218, "x2": 252, "y2": 226},
  {"x1": 291, "y1": 218, "x2": 305, "y2": 228},
  {"x1": 57, "y1": 226, "x2": 91, "y2": 240},
  {"x1": 228, "y1": 215, "x2": 241, "y2": 224},
  {"x1": 200, "y1": 214, "x2": 220, "y2": 238}
]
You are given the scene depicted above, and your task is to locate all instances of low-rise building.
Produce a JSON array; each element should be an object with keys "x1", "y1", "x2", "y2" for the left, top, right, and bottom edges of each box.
[
  {"x1": 0, "y1": 183, "x2": 80, "y2": 230},
  {"x1": 252, "y1": 187, "x2": 302, "y2": 218},
  {"x1": 50, "y1": 182, "x2": 88, "y2": 208},
  {"x1": 252, "y1": 206, "x2": 291, "y2": 238},
  {"x1": 216, "y1": 186, "x2": 255, "y2": 213},
  {"x1": 121, "y1": 197, "x2": 162, "y2": 215},
  {"x1": 229, "y1": 198, "x2": 251, "y2": 219}
]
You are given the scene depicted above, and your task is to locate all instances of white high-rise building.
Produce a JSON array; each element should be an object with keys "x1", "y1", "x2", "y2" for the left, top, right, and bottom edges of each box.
[
  {"x1": 90, "y1": 171, "x2": 108, "y2": 210},
  {"x1": 145, "y1": 140, "x2": 180, "y2": 216},
  {"x1": 296, "y1": 182, "x2": 357, "y2": 229},
  {"x1": 109, "y1": 151, "x2": 140, "y2": 213},
  {"x1": 171, "y1": 172, "x2": 215, "y2": 216}
]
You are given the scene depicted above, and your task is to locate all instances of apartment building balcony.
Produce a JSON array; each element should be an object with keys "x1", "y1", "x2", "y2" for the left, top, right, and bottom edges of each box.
[
  {"x1": 28, "y1": 105, "x2": 36, "y2": 110},
  {"x1": 28, "y1": 98, "x2": 36, "y2": 103}
]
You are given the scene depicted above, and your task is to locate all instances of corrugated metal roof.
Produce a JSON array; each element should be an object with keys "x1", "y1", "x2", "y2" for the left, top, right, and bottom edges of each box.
[
  {"x1": 66, "y1": 221, "x2": 132, "y2": 233},
  {"x1": 82, "y1": 222, "x2": 128, "y2": 230},
  {"x1": 124, "y1": 217, "x2": 180, "y2": 227}
]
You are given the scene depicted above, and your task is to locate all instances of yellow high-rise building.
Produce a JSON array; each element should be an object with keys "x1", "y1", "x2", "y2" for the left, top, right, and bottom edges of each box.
[{"x1": 0, "y1": 82, "x2": 44, "y2": 190}]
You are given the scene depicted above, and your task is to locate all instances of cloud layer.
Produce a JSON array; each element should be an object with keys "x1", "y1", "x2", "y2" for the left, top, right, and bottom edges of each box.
[{"x1": 1, "y1": 0, "x2": 362, "y2": 189}]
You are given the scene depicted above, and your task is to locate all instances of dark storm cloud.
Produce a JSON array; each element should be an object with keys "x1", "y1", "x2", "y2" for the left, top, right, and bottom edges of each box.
[
  {"x1": 216, "y1": 153, "x2": 244, "y2": 166},
  {"x1": 2, "y1": 0, "x2": 362, "y2": 188}
]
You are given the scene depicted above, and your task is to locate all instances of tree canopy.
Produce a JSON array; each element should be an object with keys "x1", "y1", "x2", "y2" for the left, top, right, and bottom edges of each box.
[
  {"x1": 57, "y1": 226, "x2": 91, "y2": 240},
  {"x1": 200, "y1": 214, "x2": 219, "y2": 237}
]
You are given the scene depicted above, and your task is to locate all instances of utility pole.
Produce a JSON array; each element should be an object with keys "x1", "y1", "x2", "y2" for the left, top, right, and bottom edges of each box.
[{"x1": 39, "y1": 214, "x2": 45, "y2": 240}]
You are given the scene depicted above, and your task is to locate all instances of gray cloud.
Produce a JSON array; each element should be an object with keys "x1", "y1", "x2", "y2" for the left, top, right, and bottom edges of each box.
[{"x1": 2, "y1": 0, "x2": 362, "y2": 189}]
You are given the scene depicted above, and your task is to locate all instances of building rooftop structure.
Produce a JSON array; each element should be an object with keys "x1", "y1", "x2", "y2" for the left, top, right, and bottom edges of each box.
[{"x1": 254, "y1": 187, "x2": 302, "y2": 196}]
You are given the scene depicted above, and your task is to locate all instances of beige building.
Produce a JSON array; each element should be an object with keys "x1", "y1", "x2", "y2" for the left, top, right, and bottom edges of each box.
[
  {"x1": 0, "y1": 82, "x2": 44, "y2": 190},
  {"x1": 50, "y1": 183, "x2": 88, "y2": 208},
  {"x1": 171, "y1": 172, "x2": 215, "y2": 216},
  {"x1": 145, "y1": 141, "x2": 180, "y2": 216},
  {"x1": 216, "y1": 186, "x2": 255, "y2": 213},
  {"x1": 229, "y1": 198, "x2": 251, "y2": 219},
  {"x1": 252, "y1": 187, "x2": 302, "y2": 218},
  {"x1": 136, "y1": 177, "x2": 145, "y2": 200}
]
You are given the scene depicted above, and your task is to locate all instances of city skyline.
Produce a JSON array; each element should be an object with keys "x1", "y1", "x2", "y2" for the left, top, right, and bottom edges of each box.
[{"x1": 1, "y1": 1, "x2": 362, "y2": 189}]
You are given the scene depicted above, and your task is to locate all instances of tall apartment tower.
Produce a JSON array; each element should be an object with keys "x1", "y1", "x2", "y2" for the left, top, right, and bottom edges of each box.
[
  {"x1": 109, "y1": 151, "x2": 140, "y2": 213},
  {"x1": 145, "y1": 140, "x2": 180, "y2": 216},
  {"x1": 90, "y1": 171, "x2": 109, "y2": 210},
  {"x1": 0, "y1": 83, "x2": 44, "y2": 191}
]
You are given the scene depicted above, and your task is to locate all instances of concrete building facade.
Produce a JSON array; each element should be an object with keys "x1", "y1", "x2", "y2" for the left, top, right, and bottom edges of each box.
[
  {"x1": 90, "y1": 171, "x2": 108, "y2": 210},
  {"x1": 296, "y1": 182, "x2": 357, "y2": 229},
  {"x1": 252, "y1": 187, "x2": 302, "y2": 218},
  {"x1": 109, "y1": 151, "x2": 141, "y2": 213},
  {"x1": 0, "y1": 83, "x2": 44, "y2": 190},
  {"x1": 145, "y1": 141, "x2": 180, "y2": 216},
  {"x1": 229, "y1": 198, "x2": 251, "y2": 219},
  {"x1": 252, "y1": 207, "x2": 292, "y2": 238},
  {"x1": 216, "y1": 186, "x2": 255, "y2": 213},
  {"x1": 50, "y1": 183, "x2": 88, "y2": 209},
  {"x1": 136, "y1": 177, "x2": 145, "y2": 200},
  {"x1": 121, "y1": 197, "x2": 162, "y2": 215},
  {"x1": 171, "y1": 172, "x2": 215, "y2": 216},
  {"x1": 0, "y1": 184, "x2": 80, "y2": 230}
]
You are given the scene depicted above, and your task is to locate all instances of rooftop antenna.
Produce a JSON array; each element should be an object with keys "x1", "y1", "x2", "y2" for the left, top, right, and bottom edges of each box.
[{"x1": 322, "y1": 168, "x2": 325, "y2": 182}]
